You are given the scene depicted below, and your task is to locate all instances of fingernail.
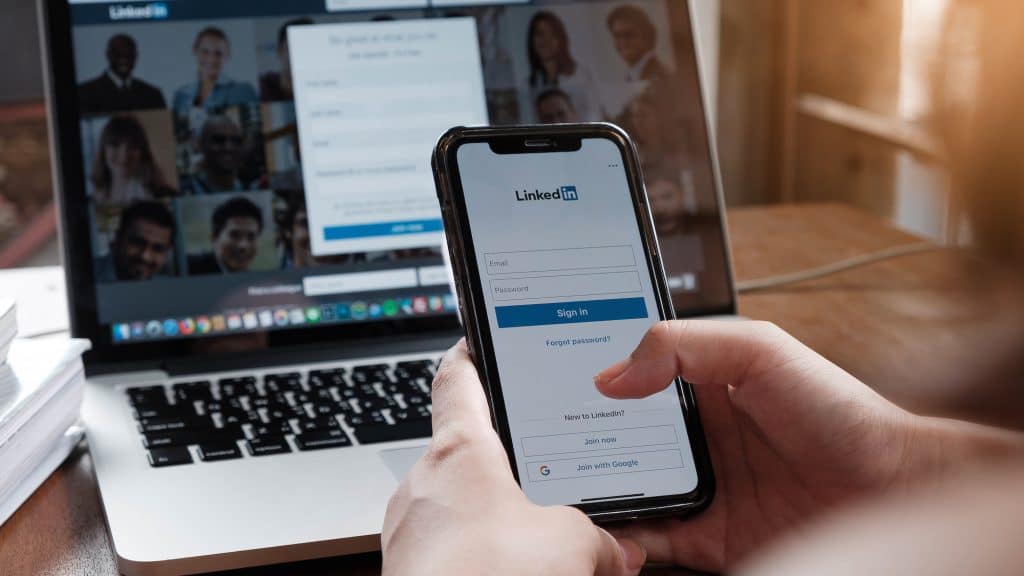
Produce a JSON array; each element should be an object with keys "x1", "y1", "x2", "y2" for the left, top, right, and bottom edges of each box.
[
  {"x1": 594, "y1": 359, "x2": 630, "y2": 389},
  {"x1": 619, "y1": 539, "x2": 646, "y2": 573}
]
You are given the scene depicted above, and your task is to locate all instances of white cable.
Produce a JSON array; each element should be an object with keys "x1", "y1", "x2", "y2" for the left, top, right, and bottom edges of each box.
[{"x1": 736, "y1": 242, "x2": 947, "y2": 293}]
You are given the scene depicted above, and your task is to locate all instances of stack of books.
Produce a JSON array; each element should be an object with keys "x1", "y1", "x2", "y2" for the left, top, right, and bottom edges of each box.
[
  {"x1": 0, "y1": 299, "x2": 90, "y2": 525},
  {"x1": 0, "y1": 299, "x2": 15, "y2": 363}
]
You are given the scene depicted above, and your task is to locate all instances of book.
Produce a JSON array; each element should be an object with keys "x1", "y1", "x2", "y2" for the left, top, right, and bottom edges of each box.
[
  {"x1": 0, "y1": 299, "x2": 14, "y2": 364},
  {"x1": 0, "y1": 337, "x2": 90, "y2": 525}
]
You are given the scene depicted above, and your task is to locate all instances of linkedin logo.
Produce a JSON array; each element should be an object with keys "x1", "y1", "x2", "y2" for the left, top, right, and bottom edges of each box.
[
  {"x1": 108, "y1": 3, "x2": 169, "y2": 21},
  {"x1": 514, "y1": 185, "x2": 579, "y2": 202}
]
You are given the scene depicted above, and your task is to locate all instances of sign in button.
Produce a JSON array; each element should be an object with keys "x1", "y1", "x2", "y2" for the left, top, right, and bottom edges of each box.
[{"x1": 494, "y1": 297, "x2": 648, "y2": 328}]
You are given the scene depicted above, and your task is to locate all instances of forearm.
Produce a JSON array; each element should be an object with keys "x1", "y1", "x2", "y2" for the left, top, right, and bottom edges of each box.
[{"x1": 901, "y1": 412, "x2": 1024, "y2": 482}]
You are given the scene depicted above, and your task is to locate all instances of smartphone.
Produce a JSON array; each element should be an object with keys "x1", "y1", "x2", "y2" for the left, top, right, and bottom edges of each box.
[{"x1": 432, "y1": 124, "x2": 714, "y2": 521}]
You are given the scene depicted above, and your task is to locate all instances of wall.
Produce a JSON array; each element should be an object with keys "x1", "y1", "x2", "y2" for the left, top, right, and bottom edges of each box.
[
  {"x1": 0, "y1": 0, "x2": 44, "y2": 104},
  {"x1": 691, "y1": 0, "x2": 720, "y2": 124}
]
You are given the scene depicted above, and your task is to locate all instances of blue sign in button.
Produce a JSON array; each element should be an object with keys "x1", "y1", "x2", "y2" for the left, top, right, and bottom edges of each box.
[
  {"x1": 324, "y1": 219, "x2": 443, "y2": 241},
  {"x1": 495, "y1": 297, "x2": 648, "y2": 328}
]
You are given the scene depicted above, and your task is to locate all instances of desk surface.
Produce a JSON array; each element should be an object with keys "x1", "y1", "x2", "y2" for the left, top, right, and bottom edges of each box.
[{"x1": 0, "y1": 204, "x2": 983, "y2": 576}]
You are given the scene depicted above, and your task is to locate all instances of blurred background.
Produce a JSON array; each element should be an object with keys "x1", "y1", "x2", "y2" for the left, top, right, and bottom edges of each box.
[{"x1": 0, "y1": 0, "x2": 953, "y2": 267}]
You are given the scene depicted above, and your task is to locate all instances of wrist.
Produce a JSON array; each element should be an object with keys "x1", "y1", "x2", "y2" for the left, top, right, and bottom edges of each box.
[{"x1": 898, "y1": 411, "x2": 1024, "y2": 484}]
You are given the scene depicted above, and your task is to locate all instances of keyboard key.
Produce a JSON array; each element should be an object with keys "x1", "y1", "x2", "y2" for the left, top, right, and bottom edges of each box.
[
  {"x1": 392, "y1": 406, "x2": 432, "y2": 422},
  {"x1": 251, "y1": 395, "x2": 290, "y2": 409},
  {"x1": 396, "y1": 359, "x2": 435, "y2": 370},
  {"x1": 353, "y1": 420, "x2": 432, "y2": 445},
  {"x1": 265, "y1": 405, "x2": 305, "y2": 422},
  {"x1": 264, "y1": 373, "x2": 303, "y2": 393},
  {"x1": 127, "y1": 386, "x2": 167, "y2": 406},
  {"x1": 219, "y1": 377, "x2": 258, "y2": 398},
  {"x1": 138, "y1": 415, "x2": 213, "y2": 434},
  {"x1": 308, "y1": 368, "x2": 346, "y2": 388},
  {"x1": 144, "y1": 427, "x2": 243, "y2": 448},
  {"x1": 197, "y1": 441, "x2": 242, "y2": 462},
  {"x1": 296, "y1": 416, "x2": 340, "y2": 434},
  {"x1": 253, "y1": 421, "x2": 295, "y2": 437},
  {"x1": 148, "y1": 446, "x2": 193, "y2": 467},
  {"x1": 173, "y1": 381, "x2": 213, "y2": 403},
  {"x1": 247, "y1": 436, "x2": 292, "y2": 456},
  {"x1": 203, "y1": 398, "x2": 245, "y2": 415},
  {"x1": 132, "y1": 403, "x2": 192, "y2": 420},
  {"x1": 350, "y1": 364, "x2": 391, "y2": 385},
  {"x1": 144, "y1": 430, "x2": 202, "y2": 448},
  {"x1": 295, "y1": 429, "x2": 352, "y2": 451},
  {"x1": 220, "y1": 410, "x2": 262, "y2": 426},
  {"x1": 346, "y1": 410, "x2": 387, "y2": 428},
  {"x1": 394, "y1": 362, "x2": 434, "y2": 381},
  {"x1": 356, "y1": 396, "x2": 398, "y2": 413},
  {"x1": 404, "y1": 393, "x2": 430, "y2": 407},
  {"x1": 312, "y1": 401, "x2": 351, "y2": 418}
]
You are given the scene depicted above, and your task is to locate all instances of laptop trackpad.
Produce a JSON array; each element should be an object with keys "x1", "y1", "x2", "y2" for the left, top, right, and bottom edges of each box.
[{"x1": 380, "y1": 446, "x2": 428, "y2": 481}]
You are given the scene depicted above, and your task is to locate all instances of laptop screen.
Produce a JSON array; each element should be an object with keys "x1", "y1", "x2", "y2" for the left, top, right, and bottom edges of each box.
[{"x1": 54, "y1": 0, "x2": 733, "y2": 357}]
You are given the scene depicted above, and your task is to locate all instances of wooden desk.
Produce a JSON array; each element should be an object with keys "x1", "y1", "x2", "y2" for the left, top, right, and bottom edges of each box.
[{"x1": 0, "y1": 204, "x2": 983, "y2": 576}]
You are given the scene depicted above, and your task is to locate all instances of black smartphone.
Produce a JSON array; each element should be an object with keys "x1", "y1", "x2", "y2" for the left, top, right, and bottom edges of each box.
[{"x1": 432, "y1": 124, "x2": 714, "y2": 521}]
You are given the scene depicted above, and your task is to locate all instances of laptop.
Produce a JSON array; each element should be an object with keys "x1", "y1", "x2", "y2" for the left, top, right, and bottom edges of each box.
[{"x1": 39, "y1": 0, "x2": 737, "y2": 573}]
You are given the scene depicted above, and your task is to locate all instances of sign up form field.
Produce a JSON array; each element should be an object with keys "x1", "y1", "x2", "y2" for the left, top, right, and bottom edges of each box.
[{"x1": 290, "y1": 18, "x2": 489, "y2": 255}]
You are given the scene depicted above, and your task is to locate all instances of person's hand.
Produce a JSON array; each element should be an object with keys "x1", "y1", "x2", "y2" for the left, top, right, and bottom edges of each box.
[
  {"x1": 594, "y1": 320, "x2": 917, "y2": 572},
  {"x1": 382, "y1": 340, "x2": 645, "y2": 576}
]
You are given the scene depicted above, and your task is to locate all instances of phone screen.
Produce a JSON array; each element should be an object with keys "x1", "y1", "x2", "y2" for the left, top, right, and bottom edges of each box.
[{"x1": 457, "y1": 137, "x2": 699, "y2": 506}]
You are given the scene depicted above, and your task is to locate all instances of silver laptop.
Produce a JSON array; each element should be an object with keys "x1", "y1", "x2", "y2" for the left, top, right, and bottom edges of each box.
[{"x1": 39, "y1": 0, "x2": 736, "y2": 573}]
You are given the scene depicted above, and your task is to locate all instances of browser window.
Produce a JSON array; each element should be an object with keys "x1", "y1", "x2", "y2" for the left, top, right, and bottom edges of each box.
[
  {"x1": 458, "y1": 139, "x2": 699, "y2": 505},
  {"x1": 289, "y1": 18, "x2": 489, "y2": 256}
]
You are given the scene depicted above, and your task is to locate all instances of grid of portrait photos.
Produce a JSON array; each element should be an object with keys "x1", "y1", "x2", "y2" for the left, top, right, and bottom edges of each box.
[{"x1": 75, "y1": 0, "x2": 710, "y2": 286}]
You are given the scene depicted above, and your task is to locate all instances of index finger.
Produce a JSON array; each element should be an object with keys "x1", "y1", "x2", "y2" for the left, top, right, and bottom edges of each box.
[{"x1": 430, "y1": 339, "x2": 494, "y2": 435}]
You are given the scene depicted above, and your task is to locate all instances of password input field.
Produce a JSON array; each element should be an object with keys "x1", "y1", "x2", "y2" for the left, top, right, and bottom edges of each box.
[
  {"x1": 303, "y1": 269, "x2": 418, "y2": 297},
  {"x1": 489, "y1": 272, "x2": 642, "y2": 302},
  {"x1": 484, "y1": 246, "x2": 636, "y2": 276}
]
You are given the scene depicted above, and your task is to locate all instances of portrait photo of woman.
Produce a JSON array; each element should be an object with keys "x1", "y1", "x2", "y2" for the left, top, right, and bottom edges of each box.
[
  {"x1": 172, "y1": 26, "x2": 257, "y2": 114},
  {"x1": 87, "y1": 114, "x2": 177, "y2": 205},
  {"x1": 526, "y1": 10, "x2": 592, "y2": 89}
]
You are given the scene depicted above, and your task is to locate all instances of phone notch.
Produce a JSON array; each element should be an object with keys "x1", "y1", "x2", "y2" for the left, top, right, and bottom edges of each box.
[{"x1": 488, "y1": 135, "x2": 582, "y2": 154}]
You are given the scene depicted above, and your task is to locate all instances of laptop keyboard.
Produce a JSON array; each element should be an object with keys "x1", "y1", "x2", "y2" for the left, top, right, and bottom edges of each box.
[{"x1": 125, "y1": 358, "x2": 438, "y2": 467}]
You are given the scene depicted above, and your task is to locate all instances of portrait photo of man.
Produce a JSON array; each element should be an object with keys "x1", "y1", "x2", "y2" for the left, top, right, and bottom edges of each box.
[
  {"x1": 534, "y1": 88, "x2": 581, "y2": 124},
  {"x1": 606, "y1": 4, "x2": 670, "y2": 82},
  {"x1": 78, "y1": 34, "x2": 167, "y2": 114},
  {"x1": 187, "y1": 195, "x2": 264, "y2": 275},
  {"x1": 180, "y1": 114, "x2": 252, "y2": 194},
  {"x1": 94, "y1": 200, "x2": 176, "y2": 282}
]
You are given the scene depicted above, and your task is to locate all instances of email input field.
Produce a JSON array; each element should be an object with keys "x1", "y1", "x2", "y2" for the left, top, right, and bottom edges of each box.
[
  {"x1": 484, "y1": 246, "x2": 636, "y2": 276},
  {"x1": 489, "y1": 272, "x2": 641, "y2": 302}
]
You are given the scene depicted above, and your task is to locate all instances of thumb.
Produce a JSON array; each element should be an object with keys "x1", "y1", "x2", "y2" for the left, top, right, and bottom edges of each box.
[
  {"x1": 592, "y1": 525, "x2": 645, "y2": 576},
  {"x1": 594, "y1": 319, "x2": 796, "y2": 399}
]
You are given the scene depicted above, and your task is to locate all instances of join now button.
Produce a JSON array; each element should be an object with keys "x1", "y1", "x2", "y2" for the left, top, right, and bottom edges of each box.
[{"x1": 494, "y1": 297, "x2": 648, "y2": 328}]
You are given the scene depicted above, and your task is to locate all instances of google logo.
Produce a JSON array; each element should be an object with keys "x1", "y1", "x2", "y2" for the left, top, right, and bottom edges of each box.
[{"x1": 539, "y1": 465, "x2": 551, "y2": 477}]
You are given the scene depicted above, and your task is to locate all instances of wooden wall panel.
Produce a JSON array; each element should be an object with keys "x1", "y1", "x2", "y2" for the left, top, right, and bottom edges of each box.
[
  {"x1": 791, "y1": 0, "x2": 904, "y2": 217},
  {"x1": 717, "y1": 0, "x2": 785, "y2": 206}
]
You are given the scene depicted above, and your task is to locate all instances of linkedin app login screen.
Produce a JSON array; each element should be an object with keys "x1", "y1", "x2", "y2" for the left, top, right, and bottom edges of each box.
[{"x1": 459, "y1": 140, "x2": 698, "y2": 505}]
